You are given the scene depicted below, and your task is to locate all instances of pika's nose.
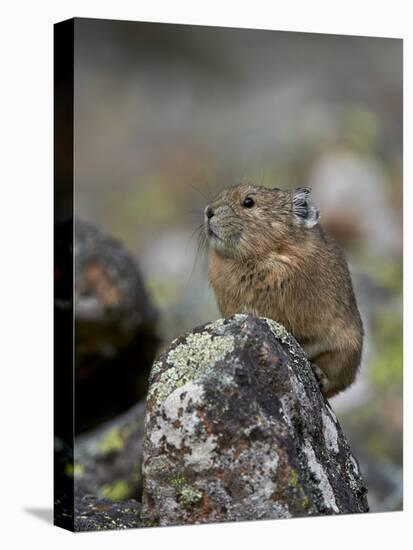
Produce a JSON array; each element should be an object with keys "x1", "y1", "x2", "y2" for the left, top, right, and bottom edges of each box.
[{"x1": 205, "y1": 205, "x2": 214, "y2": 219}]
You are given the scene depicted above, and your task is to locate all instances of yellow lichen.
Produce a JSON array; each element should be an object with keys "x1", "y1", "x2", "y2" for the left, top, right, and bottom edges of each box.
[
  {"x1": 149, "y1": 331, "x2": 235, "y2": 403},
  {"x1": 99, "y1": 480, "x2": 130, "y2": 501},
  {"x1": 97, "y1": 428, "x2": 124, "y2": 454},
  {"x1": 65, "y1": 463, "x2": 85, "y2": 478}
]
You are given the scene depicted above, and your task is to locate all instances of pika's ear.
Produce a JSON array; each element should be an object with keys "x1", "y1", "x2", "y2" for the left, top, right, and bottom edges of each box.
[{"x1": 292, "y1": 187, "x2": 319, "y2": 228}]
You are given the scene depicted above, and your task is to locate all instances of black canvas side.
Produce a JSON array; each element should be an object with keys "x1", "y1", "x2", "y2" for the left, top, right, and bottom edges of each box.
[{"x1": 53, "y1": 18, "x2": 75, "y2": 532}]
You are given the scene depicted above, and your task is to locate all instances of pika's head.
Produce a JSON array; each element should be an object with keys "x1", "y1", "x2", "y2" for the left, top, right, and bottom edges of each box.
[{"x1": 204, "y1": 184, "x2": 320, "y2": 259}]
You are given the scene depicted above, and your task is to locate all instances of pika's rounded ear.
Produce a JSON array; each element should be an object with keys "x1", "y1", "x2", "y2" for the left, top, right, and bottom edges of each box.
[{"x1": 292, "y1": 187, "x2": 319, "y2": 229}]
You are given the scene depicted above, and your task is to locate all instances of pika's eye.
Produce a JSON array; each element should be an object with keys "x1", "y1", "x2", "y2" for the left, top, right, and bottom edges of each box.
[{"x1": 243, "y1": 197, "x2": 255, "y2": 208}]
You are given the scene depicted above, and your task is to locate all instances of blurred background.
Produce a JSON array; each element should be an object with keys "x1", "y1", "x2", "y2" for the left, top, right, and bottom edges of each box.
[{"x1": 71, "y1": 18, "x2": 402, "y2": 513}]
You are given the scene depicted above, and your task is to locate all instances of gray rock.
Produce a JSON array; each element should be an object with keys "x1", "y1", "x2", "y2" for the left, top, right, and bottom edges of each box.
[
  {"x1": 308, "y1": 150, "x2": 402, "y2": 257},
  {"x1": 74, "y1": 493, "x2": 141, "y2": 531},
  {"x1": 74, "y1": 219, "x2": 159, "y2": 432},
  {"x1": 142, "y1": 315, "x2": 369, "y2": 527},
  {"x1": 75, "y1": 400, "x2": 146, "y2": 502}
]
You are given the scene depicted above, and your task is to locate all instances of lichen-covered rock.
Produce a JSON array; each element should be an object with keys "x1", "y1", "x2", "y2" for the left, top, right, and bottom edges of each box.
[
  {"x1": 74, "y1": 492, "x2": 141, "y2": 531},
  {"x1": 142, "y1": 315, "x2": 368, "y2": 526},
  {"x1": 74, "y1": 219, "x2": 159, "y2": 432},
  {"x1": 74, "y1": 400, "x2": 146, "y2": 502}
]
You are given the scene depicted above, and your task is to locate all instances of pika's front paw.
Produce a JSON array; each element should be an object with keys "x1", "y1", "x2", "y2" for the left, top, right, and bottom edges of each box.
[{"x1": 311, "y1": 363, "x2": 330, "y2": 395}]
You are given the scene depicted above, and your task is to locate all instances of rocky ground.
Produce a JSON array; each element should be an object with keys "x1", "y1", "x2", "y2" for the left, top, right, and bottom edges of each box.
[
  {"x1": 65, "y1": 314, "x2": 369, "y2": 530},
  {"x1": 54, "y1": 216, "x2": 400, "y2": 531}
]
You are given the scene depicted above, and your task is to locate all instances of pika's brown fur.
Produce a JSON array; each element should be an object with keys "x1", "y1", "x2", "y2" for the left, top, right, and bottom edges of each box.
[{"x1": 204, "y1": 183, "x2": 363, "y2": 398}]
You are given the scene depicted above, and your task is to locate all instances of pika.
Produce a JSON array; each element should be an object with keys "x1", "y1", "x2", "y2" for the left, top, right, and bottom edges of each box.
[{"x1": 204, "y1": 184, "x2": 363, "y2": 398}]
